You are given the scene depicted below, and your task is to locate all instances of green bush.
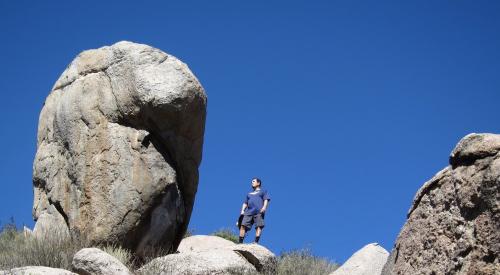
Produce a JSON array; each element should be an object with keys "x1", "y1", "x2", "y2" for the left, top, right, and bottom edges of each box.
[
  {"x1": 276, "y1": 249, "x2": 339, "y2": 275},
  {"x1": 211, "y1": 228, "x2": 239, "y2": 243}
]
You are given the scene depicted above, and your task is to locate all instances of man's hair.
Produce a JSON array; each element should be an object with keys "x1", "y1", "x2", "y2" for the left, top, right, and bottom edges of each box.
[{"x1": 253, "y1": 177, "x2": 262, "y2": 186}]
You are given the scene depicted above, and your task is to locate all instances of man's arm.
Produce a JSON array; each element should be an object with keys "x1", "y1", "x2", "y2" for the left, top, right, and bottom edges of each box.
[
  {"x1": 260, "y1": 199, "x2": 269, "y2": 213},
  {"x1": 240, "y1": 203, "x2": 247, "y2": 215}
]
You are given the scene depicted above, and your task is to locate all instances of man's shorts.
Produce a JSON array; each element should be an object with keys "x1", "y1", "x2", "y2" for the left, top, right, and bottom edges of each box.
[{"x1": 241, "y1": 213, "x2": 265, "y2": 229}]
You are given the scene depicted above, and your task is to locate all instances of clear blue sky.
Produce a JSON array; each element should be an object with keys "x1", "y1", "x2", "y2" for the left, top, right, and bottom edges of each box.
[{"x1": 1, "y1": 1, "x2": 499, "y2": 263}]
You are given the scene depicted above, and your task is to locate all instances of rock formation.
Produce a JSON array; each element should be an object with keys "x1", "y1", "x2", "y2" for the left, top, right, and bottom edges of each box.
[
  {"x1": 140, "y1": 247, "x2": 256, "y2": 275},
  {"x1": 383, "y1": 133, "x2": 500, "y2": 275},
  {"x1": 32, "y1": 41, "x2": 207, "y2": 257},
  {"x1": 331, "y1": 243, "x2": 388, "y2": 275},
  {"x1": 139, "y1": 237, "x2": 277, "y2": 274}
]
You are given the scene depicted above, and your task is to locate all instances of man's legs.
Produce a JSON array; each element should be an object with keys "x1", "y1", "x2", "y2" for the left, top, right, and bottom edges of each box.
[
  {"x1": 239, "y1": 226, "x2": 246, "y2": 244},
  {"x1": 255, "y1": 226, "x2": 263, "y2": 243},
  {"x1": 254, "y1": 213, "x2": 265, "y2": 243}
]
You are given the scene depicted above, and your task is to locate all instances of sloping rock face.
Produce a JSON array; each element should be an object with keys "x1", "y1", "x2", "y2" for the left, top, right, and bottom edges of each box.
[
  {"x1": 331, "y1": 243, "x2": 388, "y2": 275},
  {"x1": 231, "y1": 243, "x2": 277, "y2": 273},
  {"x1": 139, "y1": 239, "x2": 277, "y2": 275},
  {"x1": 72, "y1": 248, "x2": 133, "y2": 275},
  {"x1": 177, "y1": 235, "x2": 235, "y2": 253},
  {"x1": 32, "y1": 204, "x2": 70, "y2": 240},
  {"x1": 383, "y1": 133, "x2": 500, "y2": 275},
  {"x1": 32, "y1": 41, "x2": 207, "y2": 257}
]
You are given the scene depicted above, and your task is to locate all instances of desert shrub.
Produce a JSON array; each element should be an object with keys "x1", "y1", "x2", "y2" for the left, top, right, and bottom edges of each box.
[
  {"x1": 100, "y1": 244, "x2": 134, "y2": 270},
  {"x1": 211, "y1": 228, "x2": 239, "y2": 243},
  {"x1": 226, "y1": 249, "x2": 338, "y2": 275},
  {"x1": 276, "y1": 249, "x2": 338, "y2": 275},
  {"x1": 0, "y1": 222, "x2": 89, "y2": 270}
]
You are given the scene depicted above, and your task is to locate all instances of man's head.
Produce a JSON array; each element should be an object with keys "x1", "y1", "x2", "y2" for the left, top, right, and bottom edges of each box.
[{"x1": 251, "y1": 178, "x2": 262, "y2": 189}]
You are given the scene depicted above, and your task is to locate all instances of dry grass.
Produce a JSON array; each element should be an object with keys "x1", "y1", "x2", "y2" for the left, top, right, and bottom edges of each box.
[
  {"x1": 276, "y1": 249, "x2": 338, "y2": 275},
  {"x1": 211, "y1": 228, "x2": 239, "y2": 243},
  {"x1": 0, "y1": 222, "x2": 89, "y2": 270},
  {"x1": 100, "y1": 243, "x2": 134, "y2": 270},
  {"x1": 226, "y1": 249, "x2": 339, "y2": 275},
  {"x1": 0, "y1": 222, "x2": 137, "y2": 271}
]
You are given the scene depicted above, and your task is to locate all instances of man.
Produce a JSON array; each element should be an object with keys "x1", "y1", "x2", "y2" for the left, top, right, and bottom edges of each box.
[{"x1": 239, "y1": 178, "x2": 271, "y2": 244}]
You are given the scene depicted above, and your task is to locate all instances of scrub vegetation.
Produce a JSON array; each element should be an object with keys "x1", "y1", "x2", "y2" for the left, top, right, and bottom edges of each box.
[{"x1": 0, "y1": 222, "x2": 338, "y2": 274}]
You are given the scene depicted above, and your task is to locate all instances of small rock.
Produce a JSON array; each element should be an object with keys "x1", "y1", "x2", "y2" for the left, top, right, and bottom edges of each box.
[
  {"x1": 331, "y1": 243, "x2": 388, "y2": 275},
  {"x1": 72, "y1": 248, "x2": 133, "y2": 275}
]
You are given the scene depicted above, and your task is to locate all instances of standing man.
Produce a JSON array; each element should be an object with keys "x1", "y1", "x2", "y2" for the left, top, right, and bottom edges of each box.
[{"x1": 239, "y1": 178, "x2": 271, "y2": 244}]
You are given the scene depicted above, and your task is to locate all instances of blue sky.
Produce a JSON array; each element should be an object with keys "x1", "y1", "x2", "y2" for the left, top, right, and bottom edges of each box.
[{"x1": 1, "y1": 1, "x2": 499, "y2": 263}]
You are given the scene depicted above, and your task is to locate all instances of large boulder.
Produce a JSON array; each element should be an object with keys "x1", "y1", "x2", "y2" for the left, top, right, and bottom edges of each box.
[
  {"x1": 138, "y1": 248, "x2": 256, "y2": 275},
  {"x1": 331, "y1": 243, "x2": 388, "y2": 275},
  {"x1": 177, "y1": 235, "x2": 235, "y2": 253},
  {"x1": 139, "y1": 239, "x2": 277, "y2": 275},
  {"x1": 72, "y1": 248, "x2": 133, "y2": 275},
  {"x1": 32, "y1": 41, "x2": 207, "y2": 257},
  {"x1": 383, "y1": 133, "x2": 500, "y2": 275},
  {"x1": 0, "y1": 266, "x2": 77, "y2": 275}
]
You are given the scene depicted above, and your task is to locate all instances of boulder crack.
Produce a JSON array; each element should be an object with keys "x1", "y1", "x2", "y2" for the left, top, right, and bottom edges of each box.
[{"x1": 233, "y1": 250, "x2": 263, "y2": 272}]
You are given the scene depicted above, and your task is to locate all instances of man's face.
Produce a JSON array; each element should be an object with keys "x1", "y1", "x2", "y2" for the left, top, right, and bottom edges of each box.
[{"x1": 251, "y1": 179, "x2": 260, "y2": 188}]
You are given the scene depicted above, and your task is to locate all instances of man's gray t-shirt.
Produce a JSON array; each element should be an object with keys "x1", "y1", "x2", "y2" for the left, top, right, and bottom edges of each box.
[{"x1": 243, "y1": 189, "x2": 270, "y2": 216}]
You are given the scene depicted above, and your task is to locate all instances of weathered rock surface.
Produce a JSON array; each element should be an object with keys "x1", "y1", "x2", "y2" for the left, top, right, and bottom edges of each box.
[
  {"x1": 32, "y1": 204, "x2": 70, "y2": 240},
  {"x1": 0, "y1": 266, "x2": 77, "y2": 275},
  {"x1": 330, "y1": 243, "x2": 388, "y2": 275},
  {"x1": 177, "y1": 235, "x2": 235, "y2": 253},
  {"x1": 139, "y1": 237, "x2": 277, "y2": 275},
  {"x1": 32, "y1": 41, "x2": 207, "y2": 257},
  {"x1": 72, "y1": 248, "x2": 133, "y2": 275},
  {"x1": 139, "y1": 248, "x2": 255, "y2": 275},
  {"x1": 383, "y1": 133, "x2": 500, "y2": 275},
  {"x1": 231, "y1": 243, "x2": 277, "y2": 273}
]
